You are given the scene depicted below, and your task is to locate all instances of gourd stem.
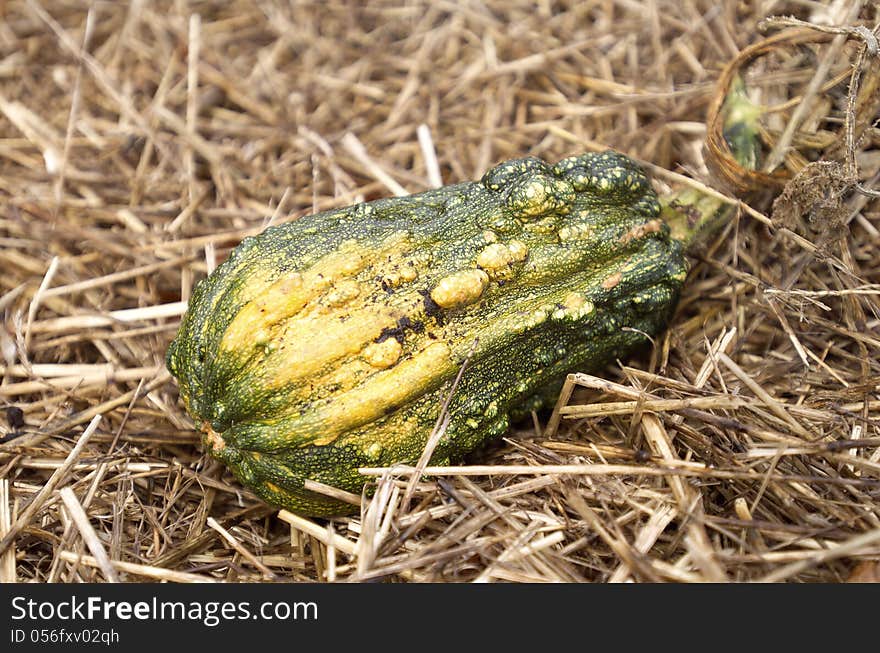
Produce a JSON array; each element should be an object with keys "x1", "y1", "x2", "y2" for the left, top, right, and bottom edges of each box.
[
  {"x1": 660, "y1": 188, "x2": 729, "y2": 251},
  {"x1": 659, "y1": 75, "x2": 761, "y2": 251}
]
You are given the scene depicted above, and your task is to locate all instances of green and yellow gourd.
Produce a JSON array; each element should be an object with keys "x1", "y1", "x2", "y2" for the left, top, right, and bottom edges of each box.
[{"x1": 166, "y1": 151, "x2": 720, "y2": 516}]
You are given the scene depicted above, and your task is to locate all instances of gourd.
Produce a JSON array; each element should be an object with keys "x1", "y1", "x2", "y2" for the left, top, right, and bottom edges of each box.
[{"x1": 166, "y1": 151, "x2": 706, "y2": 516}]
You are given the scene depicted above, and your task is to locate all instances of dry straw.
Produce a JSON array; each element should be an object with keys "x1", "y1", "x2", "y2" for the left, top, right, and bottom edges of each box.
[{"x1": 1, "y1": 0, "x2": 879, "y2": 582}]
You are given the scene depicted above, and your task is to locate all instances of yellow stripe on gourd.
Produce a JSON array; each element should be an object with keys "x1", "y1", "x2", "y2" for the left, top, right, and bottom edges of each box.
[
  {"x1": 264, "y1": 303, "x2": 402, "y2": 388},
  {"x1": 219, "y1": 234, "x2": 410, "y2": 354},
  {"x1": 306, "y1": 341, "x2": 455, "y2": 446}
]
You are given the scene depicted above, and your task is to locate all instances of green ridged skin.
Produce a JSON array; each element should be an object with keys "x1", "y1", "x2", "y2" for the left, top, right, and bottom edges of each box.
[{"x1": 166, "y1": 151, "x2": 688, "y2": 516}]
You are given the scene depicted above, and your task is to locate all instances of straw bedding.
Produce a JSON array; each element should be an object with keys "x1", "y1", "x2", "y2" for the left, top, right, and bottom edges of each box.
[{"x1": 1, "y1": 0, "x2": 879, "y2": 582}]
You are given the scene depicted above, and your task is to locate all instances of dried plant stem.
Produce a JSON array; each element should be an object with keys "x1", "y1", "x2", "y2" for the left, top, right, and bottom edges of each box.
[
  {"x1": 23, "y1": 255, "x2": 59, "y2": 352},
  {"x1": 59, "y1": 486, "x2": 119, "y2": 582},
  {"x1": 341, "y1": 132, "x2": 408, "y2": 197},
  {"x1": 0, "y1": 480, "x2": 15, "y2": 582},
  {"x1": 0, "y1": 365, "x2": 160, "y2": 396},
  {"x1": 402, "y1": 339, "x2": 477, "y2": 507},
  {"x1": 641, "y1": 414, "x2": 727, "y2": 581},
  {"x1": 54, "y1": 8, "x2": 94, "y2": 208},
  {"x1": 302, "y1": 479, "x2": 362, "y2": 507},
  {"x1": 761, "y1": 1, "x2": 865, "y2": 172},
  {"x1": 186, "y1": 13, "x2": 201, "y2": 204},
  {"x1": 43, "y1": 256, "x2": 194, "y2": 297},
  {"x1": 57, "y1": 551, "x2": 218, "y2": 583},
  {"x1": 25, "y1": 0, "x2": 178, "y2": 168},
  {"x1": 417, "y1": 124, "x2": 443, "y2": 188},
  {"x1": 206, "y1": 517, "x2": 277, "y2": 579},
  {"x1": 47, "y1": 458, "x2": 115, "y2": 583},
  {"x1": 0, "y1": 414, "x2": 102, "y2": 556},
  {"x1": 758, "y1": 527, "x2": 880, "y2": 583},
  {"x1": 359, "y1": 463, "x2": 876, "y2": 488},
  {"x1": 560, "y1": 395, "x2": 747, "y2": 418},
  {"x1": 717, "y1": 353, "x2": 811, "y2": 438},
  {"x1": 29, "y1": 302, "x2": 188, "y2": 334},
  {"x1": 609, "y1": 504, "x2": 676, "y2": 583},
  {"x1": 276, "y1": 510, "x2": 357, "y2": 556},
  {"x1": 544, "y1": 373, "x2": 577, "y2": 437}
]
